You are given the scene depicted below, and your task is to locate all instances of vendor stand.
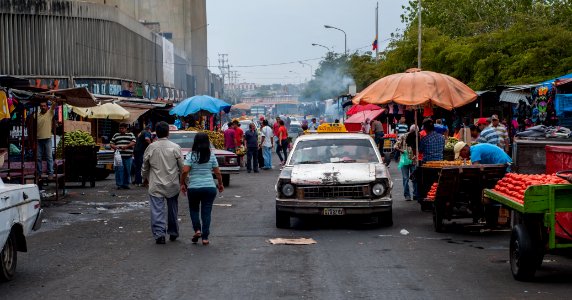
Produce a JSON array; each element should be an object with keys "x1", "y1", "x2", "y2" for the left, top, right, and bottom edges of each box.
[
  {"x1": 482, "y1": 172, "x2": 572, "y2": 281},
  {"x1": 420, "y1": 163, "x2": 508, "y2": 232}
]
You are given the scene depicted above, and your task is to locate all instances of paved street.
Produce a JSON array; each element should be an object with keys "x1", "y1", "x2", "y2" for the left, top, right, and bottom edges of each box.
[{"x1": 1, "y1": 159, "x2": 572, "y2": 299}]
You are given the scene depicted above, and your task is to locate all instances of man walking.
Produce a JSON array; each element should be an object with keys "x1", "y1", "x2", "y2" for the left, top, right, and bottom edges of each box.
[
  {"x1": 110, "y1": 123, "x2": 136, "y2": 189},
  {"x1": 133, "y1": 124, "x2": 152, "y2": 186},
  {"x1": 261, "y1": 120, "x2": 274, "y2": 170},
  {"x1": 142, "y1": 121, "x2": 184, "y2": 244},
  {"x1": 36, "y1": 101, "x2": 55, "y2": 180},
  {"x1": 244, "y1": 123, "x2": 259, "y2": 173}
]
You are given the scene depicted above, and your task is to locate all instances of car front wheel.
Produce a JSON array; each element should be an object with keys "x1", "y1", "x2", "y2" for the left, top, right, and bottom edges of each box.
[
  {"x1": 0, "y1": 233, "x2": 17, "y2": 281},
  {"x1": 276, "y1": 209, "x2": 290, "y2": 229}
]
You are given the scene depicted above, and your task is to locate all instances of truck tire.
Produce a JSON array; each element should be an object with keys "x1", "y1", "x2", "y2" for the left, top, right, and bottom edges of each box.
[
  {"x1": 276, "y1": 209, "x2": 290, "y2": 229},
  {"x1": 0, "y1": 233, "x2": 17, "y2": 281},
  {"x1": 222, "y1": 174, "x2": 230, "y2": 187},
  {"x1": 510, "y1": 224, "x2": 540, "y2": 281}
]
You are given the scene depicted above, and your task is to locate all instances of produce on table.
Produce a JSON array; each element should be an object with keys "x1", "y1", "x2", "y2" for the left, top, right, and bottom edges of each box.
[
  {"x1": 56, "y1": 130, "x2": 96, "y2": 158},
  {"x1": 423, "y1": 160, "x2": 471, "y2": 167},
  {"x1": 444, "y1": 137, "x2": 459, "y2": 150},
  {"x1": 426, "y1": 182, "x2": 438, "y2": 201},
  {"x1": 493, "y1": 173, "x2": 569, "y2": 204},
  {"x1": 186, "y1": 127, "x2": 225, "y2": 150}
]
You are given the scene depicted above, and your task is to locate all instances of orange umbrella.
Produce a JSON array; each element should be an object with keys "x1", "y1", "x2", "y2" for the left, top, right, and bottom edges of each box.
[{"x1": 352, "y1": 68, "x2": 478, "y2": 110}]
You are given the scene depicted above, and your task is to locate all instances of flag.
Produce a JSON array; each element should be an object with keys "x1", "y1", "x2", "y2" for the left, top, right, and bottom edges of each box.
[{"x1": 372, "y1": 34, "x2": 378, "y2": 51}]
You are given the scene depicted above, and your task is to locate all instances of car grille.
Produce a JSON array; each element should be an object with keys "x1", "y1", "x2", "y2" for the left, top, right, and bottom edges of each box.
[{"x1": 297, "y1": 185, "x2": 371, "y2": 199}]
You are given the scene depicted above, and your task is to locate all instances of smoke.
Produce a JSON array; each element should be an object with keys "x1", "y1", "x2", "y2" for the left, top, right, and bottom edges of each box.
[{"x1": 302, "y1": 58, "x2": 355, "y2": 102}]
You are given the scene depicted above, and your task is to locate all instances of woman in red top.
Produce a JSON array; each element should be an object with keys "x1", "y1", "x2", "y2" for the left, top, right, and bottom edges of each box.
[{"x1": 276, "y1": 120, "x2": 289, "y2": 165}]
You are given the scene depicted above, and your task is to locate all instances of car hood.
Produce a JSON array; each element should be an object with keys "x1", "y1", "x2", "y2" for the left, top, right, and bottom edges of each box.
[{"x1": 290, "y1": 163, "x2": 376, "y2": 185}]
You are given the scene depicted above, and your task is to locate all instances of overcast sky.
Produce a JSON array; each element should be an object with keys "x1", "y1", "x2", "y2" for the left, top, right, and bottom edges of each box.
[{"x1": 207, "y1": 0, "x2": 409, "y2": 85}]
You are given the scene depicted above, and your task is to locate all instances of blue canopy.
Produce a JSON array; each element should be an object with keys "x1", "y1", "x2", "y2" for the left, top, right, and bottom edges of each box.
[{"x1": 169, "y1": 95, "x2": 231, "y2": 116}]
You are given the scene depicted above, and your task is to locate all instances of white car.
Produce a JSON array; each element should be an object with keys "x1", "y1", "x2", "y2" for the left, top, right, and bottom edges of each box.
[
  {"x1": 275, "y1": 132, "x2": 393, "y2": 228},
  {"x1": 0, "y1": 178, "x2": 42, "y2": 281}
]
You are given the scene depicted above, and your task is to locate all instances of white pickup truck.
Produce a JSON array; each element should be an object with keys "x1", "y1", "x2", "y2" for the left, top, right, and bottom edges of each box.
[{"x1": 0, "y1": 178, "x2": 43, "y2": 281}]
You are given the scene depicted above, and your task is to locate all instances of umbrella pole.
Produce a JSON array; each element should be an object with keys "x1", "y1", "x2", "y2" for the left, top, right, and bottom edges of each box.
[{"x1": 415, "y1": 109, "x2": 419, "y2": 167}]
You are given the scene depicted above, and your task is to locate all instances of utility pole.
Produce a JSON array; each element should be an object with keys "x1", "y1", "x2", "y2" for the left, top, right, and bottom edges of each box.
[
  {"x1": 218, "y1": 53, "x2": 229, "y2": 97},
  {"x1": 417, "y1": 0, "x2": 422, "y2": 69},
  {"x1": 375, "y1": 2, "x2": 379, "y2": 60}
]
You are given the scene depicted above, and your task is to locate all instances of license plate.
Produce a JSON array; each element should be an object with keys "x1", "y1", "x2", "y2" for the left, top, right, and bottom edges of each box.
[{"x1": 322, "y1": 208, "x2": 345, "y2": 216}]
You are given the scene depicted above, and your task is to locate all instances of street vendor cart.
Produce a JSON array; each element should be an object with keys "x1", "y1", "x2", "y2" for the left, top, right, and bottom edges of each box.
[
  {"x1": 483, "y1": 172, "x2": 572, "y2": 281},
  {"x1": 420, "y1": 163, "x2": 508, "y2": 232}
]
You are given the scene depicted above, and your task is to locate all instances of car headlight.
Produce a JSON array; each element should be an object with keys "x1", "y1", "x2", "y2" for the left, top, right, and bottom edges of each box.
[
  {"x1": 282, "y1": 183, "x2": 295, "y2": 197},
  {"x1": 372, "y1": 183, "x2": 386, "y2": 196},
  {"x1": 227, "y1": 157, "x2": 238, "y2": 165}
]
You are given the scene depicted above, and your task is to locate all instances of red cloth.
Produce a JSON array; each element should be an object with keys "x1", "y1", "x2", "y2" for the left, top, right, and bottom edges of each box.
[
  {"x1": 423, "y1": 104, "x2": 433, "y2": 117},
  {"x1": 278, "y1": 126, "x2": 288, "y2": 141}
]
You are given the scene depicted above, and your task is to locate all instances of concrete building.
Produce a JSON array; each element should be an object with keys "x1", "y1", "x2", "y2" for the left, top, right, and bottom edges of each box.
[{"x1": 0, "y1": 0, "x2": 220, "y2": 99}]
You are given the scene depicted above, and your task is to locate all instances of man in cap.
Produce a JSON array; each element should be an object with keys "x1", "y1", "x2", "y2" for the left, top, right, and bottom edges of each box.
[
  {"x1": 475, "y1": 117, "x2": 501, "y2": 146},
  {"x1": 454, "y1": 141, "x2": 512, "y2": 165},
  {"x1": 490, "y1": 114, "x2": 509, "y2": 153}
]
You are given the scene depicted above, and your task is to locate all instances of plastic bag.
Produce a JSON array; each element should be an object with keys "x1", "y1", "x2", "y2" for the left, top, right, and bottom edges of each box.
[
  {"x1": 114, "y1": 150, "x2": 123, "y2": 167},
  {"x1": 398, "y1": 150, "x2": 412, "y2": 169}
]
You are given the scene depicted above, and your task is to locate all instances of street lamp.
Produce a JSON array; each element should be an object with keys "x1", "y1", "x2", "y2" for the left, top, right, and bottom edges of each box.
[
  {"x1": 324, "y1": 25, "x2": 347, "y2": 55},
  {"x1": 311, "y1": 43, "x2": 331, "y2": 52},
  {"x1": 298, "y1": 61, "x2": 313, "y2": 80}
]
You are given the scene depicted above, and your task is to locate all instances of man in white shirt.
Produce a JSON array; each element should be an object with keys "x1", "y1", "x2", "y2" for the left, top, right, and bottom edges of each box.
[{"x1": 260, "y1": 120, "x2": 274, "y2": 170}]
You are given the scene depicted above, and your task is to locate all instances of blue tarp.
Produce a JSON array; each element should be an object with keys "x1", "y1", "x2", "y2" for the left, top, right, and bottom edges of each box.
[
  {"x1": 538, "y1": 73, "x2": 572, "y2": 88},
  {"x1": 169, "y1": 95, "x2": 231, "y2": 116},
  {"x1": 555, "y1": 94, "x2": 572, "y2": 116}
]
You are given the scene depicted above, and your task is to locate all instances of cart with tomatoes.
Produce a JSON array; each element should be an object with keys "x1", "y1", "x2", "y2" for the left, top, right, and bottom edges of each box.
[
  {"x1": 424, "y1": 164, "x2": 508, "y2": 232},
  {"x1": 482, "y1": 171, "x2": 572, "y2": 281}
]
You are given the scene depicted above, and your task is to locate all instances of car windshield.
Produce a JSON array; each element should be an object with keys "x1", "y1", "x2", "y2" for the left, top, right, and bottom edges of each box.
[
  {"x1": 289, "y1": 138, "x2": 379, "y2": 165},
  {"x1": 168, "y1": 132, "x2": 197, "y2": 148}
]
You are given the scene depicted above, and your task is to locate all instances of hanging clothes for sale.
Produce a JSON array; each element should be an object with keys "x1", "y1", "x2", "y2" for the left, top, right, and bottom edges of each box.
[
  {"x1": 423, "y1": 103, "x2": 433, "y2": 117},
  {"x1": 0, "y1": 90, "x2": 10, "y2": 120}
]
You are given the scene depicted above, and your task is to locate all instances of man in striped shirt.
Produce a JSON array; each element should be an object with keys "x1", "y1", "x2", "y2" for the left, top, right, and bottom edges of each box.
[
  {"x1": 491, "y1": 114, "x2": 509, "y2": 153},
  {"x1": 111, "y1": 123, "x2": 136, "y2": 189},
  {"x1": 396, "y1": 116, "x2": 408, "y2": 136},
  {"x1": 476, "y1": 118, "x2": 501, "y2": 147}
]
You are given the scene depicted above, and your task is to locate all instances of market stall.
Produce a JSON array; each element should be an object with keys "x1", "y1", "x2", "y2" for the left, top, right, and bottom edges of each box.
[{"x1": 420, "y1": 163, "x2": 508, "y2": 231}]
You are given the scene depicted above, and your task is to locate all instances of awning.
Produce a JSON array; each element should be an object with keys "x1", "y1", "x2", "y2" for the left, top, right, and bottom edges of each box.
[
  {"x1": 499, "y1": 85, "x2": 536, "y2": 104},
  {"x1": 44, "y1": 87, "x2": 97, "y2": 107},
  {"x1": 123, "y1": 107, "x2": 151, "y2": 124},
  {"x1": 232, "y1": 102, "x2": 254, "y2": 110}
]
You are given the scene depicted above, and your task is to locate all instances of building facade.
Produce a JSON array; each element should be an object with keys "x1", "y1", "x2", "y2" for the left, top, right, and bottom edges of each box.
[{"x1": 0, "y1": 0, "x2": 221, "y2": 100}]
